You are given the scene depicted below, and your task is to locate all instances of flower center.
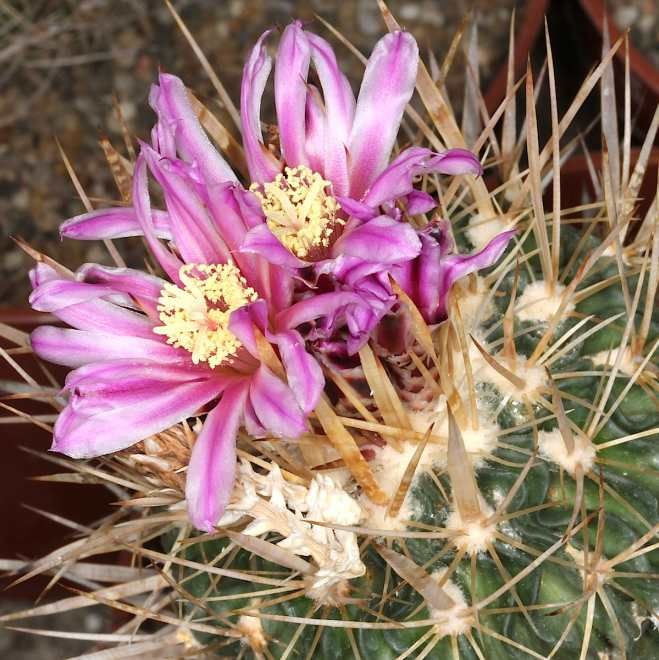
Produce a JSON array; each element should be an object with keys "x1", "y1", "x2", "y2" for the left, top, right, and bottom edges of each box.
[
  {"x1": 154, "y1": 263, "x2": 258, "y2": 368},
  {"x1": 251, "y1": 165, "x2": 343, "y2": 258}
]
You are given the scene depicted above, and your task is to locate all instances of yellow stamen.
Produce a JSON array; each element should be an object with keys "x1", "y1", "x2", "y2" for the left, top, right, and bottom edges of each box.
[
  {"x1": 251, "y1": 165, "x2": 343, "y2": 258},
  {"x1": 154, "y1": 263, "x2": 258, "y2": 368}
]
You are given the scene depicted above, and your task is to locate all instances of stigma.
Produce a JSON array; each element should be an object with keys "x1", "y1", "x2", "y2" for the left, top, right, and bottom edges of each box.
[
  {"x1": 251, "y1": 165, "x2": 343, "y2": 258},
  {"x1": 154, "y1": 263, "x2": 258, "y2": 368}
]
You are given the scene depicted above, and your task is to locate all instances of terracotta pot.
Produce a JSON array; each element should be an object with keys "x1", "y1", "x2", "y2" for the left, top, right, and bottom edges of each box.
[{"x1": 0, "y1": 309, "x2": 113, "y2": 599}]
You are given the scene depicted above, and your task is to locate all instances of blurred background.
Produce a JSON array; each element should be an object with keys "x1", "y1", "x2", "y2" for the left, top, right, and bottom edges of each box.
[{"x1": 0, "y1": 0, "x2": 657, "y2": 657}]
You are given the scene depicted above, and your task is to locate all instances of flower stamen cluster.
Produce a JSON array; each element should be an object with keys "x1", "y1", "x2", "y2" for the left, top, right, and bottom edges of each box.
[
  {"x1": 250, "y1": 166, "x2": 343, "y2": 258},
  {"x1": 154, "y1": 263, "x2": 257, "y2": 368}
]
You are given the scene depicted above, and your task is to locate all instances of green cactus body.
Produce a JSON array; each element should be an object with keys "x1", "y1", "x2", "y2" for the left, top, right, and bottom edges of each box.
[{"x1": 175, "y1": 227, "x2": 659, "y2": 659}]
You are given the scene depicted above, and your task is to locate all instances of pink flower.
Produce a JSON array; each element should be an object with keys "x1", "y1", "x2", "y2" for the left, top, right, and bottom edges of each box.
[
  {"x1": 239, "y1": 22, "x2": 486, "y2": 352},
  {"x1": 33, "y1": 81, "x2": 323, "y2": 531}
]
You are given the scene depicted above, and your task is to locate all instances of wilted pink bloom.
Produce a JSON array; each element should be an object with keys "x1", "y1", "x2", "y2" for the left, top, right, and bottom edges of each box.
[{"x1": 377, "y1": 222, "x2": 517, "y2": 352}]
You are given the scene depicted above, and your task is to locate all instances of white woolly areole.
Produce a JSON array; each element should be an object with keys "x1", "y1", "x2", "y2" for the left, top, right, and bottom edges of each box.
[
  {"x1": 237, "y1": 615, "x2": 266, "y2": 653},
  {"x1": 449, "y1": 331, "x2": 546, "y2": 403},
  {"x1": 429, "y1": 569, "x2": 474, "y2": 637},
  {"x1": 565, "y1": 544, "x2": 610, "y2": 590},
  {"x1": 445, "y1": 499, "x2": 497, "y2": 555},
  {"x1": 453, "y1": 276, "x2": 496, "y2": 330},
  {"x1": 362, "y1": 405, "x2": 501, "y2": 531},
  {"x1": 539, "y1": 429, "x2": 596, "y2": 476},
  {"x1": 477, "y1": 351, "x2": 547, "y2": 401},
  {"x1": 516, "y1": 280, "x2": 573, "y2": 323},
  {"x1": 590, "y1": 346, "x2": 637, "y2": 377},
  {"x1": 359, "y1": 440, "x2": 444, "y2": 531},
  {"x1": 466, "y1": 213, "x2": 514, "y2": 252}
]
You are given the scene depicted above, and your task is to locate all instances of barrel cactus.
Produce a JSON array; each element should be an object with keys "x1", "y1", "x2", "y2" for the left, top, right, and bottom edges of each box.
[{"x1": 2, "y1": 3, "x2": 657, "y2": 659}]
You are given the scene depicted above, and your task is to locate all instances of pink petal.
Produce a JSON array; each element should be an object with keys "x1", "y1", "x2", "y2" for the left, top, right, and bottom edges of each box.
[
  {"x1": 430, "y1": 148, "x2": 483, "y2": 176},
  {"x1": 271, "y1": 330, "x2": 323, "y2": 414},
  {"x1": 336, "y1": 196, "x2": 377, "y2": 221},
  {"x1": 304, "y1": 86, "x2": 327, "y2": 176},
  {"x1": 241, "y1": 223, "x2": 308, "y2": 268},
  {"x1": 307, "y1": 33, "x2": 355, "y2": 145},
  {"x1": 133, "y1": 154, "x2": 183, "y2": 282},
  {"x1": 29, "y1": 267, "x2": 158, "y2": 338},
  {"x1": 77, "y1": 264, "x2": 166, "y2": 317},
  {"x1": 307, "y1": 32, "x2": 354, "y2": 194},
  {"x1": 142, "y1": 147, "x2": 230, "y2": 265},
  {"x1": 248, "y1": 365, "x2": 307, "y2": 438},
  {"x1": 333, "y1": 215, "x2": 421, "y2": 264},
  {"x1": 241, "y1": 30, "x2": 282, "y2": 182},
  {"x1": 419, "y1": 229, "x2": 515, "y2": 322},
  {"x1": 60, "y1": 207, "x2": 172, "y2": 241},
  {"x1": 275, "y1": 21, "x2": 311, "y2": 167},
  {"x1": 185, "y1": 382, "x2": 249, "y2": 532},
  {"x1": 406, "y1": 190, "x2": 436, "y2": 215},
  {"x1": 56, "y1": 299, "x2": 157, "y2": 340},
  {"x1": 30, "y1": 280, "x2": 118, "y2": 313},
  {"x1": 348, "y1": 31, "x2": 419, "y2": 199},
  {"x1": 53, "y1": 377, "x2": 223, "y2": 458},
  {"x1": 276, "y1": 291, "x2": 365, "y2": 330},
  {"x1": 29, "y1": 263, "x2": 60, "y2": 289},
  {"x1": 151, "y1": 73, "x2": 238, "y2": 185},
  {"x1": 30, "y1": 326, "x2": 182, "y2": 368}
]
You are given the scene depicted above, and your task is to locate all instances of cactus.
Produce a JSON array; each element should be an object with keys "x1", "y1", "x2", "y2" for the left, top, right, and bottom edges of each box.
[{"x1": 1, "y1": 3, "x2": 657, "y2": 659}]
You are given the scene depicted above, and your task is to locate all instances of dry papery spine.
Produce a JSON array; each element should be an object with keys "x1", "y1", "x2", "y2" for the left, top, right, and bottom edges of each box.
[{"x1": 0, "y1": 0, "x2": 657, "y2": 657}]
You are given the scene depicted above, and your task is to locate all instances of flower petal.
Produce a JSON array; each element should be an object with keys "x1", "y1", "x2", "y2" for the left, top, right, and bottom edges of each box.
[
  {"x1": 142, "y1": 146, "x2": 230, "y2": 265},
  {"x1": 276, "y1": 291, "x2": 365, "y2": 330},
  {"x1": 60, "y1": 207, "x2": 172, "y2": 241},
  {"x1": 133, "y1": 153, "x2": 183, "y2": 282},
  {"x1": 227, "y1": 301, "x2": 267, "y2": 359},
  {"x1": 419, "y1": 229, "x2": 515, "y2": 322},
  {"x1": 348, "y1": 31, "x2": 419, "y2": 199},
  {"x1": 275, "y1": 21, "x2": 311, "y2": 167},
  {"x1": 30, "y1": 280, "x2": 118, "y2": 313},
  {"x1": 307, "y1": 32, "x2": 354, "y2": 194},
  {"x1": 241, "y1": 30, "x2": 282, "y2": 182},
  {"x1": 29, "y1": 263, "x2": 60, "y2": 289},
  {"x1": 406, "y1": 190, "x2": 436, "y2": 215},
  {"x1": 430, "y1": 148, "x2": 483, "y2": 176},
  {"x1": 333, "y1": 215, "x2": 421, "y2": 264},
  {"x1": 150, "y1": 73, "x2": 238, "y2": 185},
  {"x1": 362, "y1": 147, "x2": 430, "y2": 207},
  {"x1": 77, "y1": 264, "x2": 166, "y2": 317},
  {"x1": 57, "y1": 299, "x2": 156, "y2": 339},
  {"x1": 241, "y1": 223, "x2": 308, "y2": 268},
  {"x1": 186, "y1": 382, "x2": 248, "y2": 532},
  {"x1": 270, "y1": 330, "x2": 323, "y2": 414},
  {"x1": 307, "y1": 33, "x2": 355, "y2": 143},
  {"x1": 53, "y1": 377, "x2": 223, "y2": 458},
  {"x1": 336, "y1": 196, "x2": 377, "y2": 221},
  {"x1": 30, "y1": 326, "x2": 181, "y2": 368},
  {"x1": 304, "y1": 85, "x2": 327, "y2": 176},
  {"x1": 248, "y1": 365, "x2": 307, "y2": 438}
]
